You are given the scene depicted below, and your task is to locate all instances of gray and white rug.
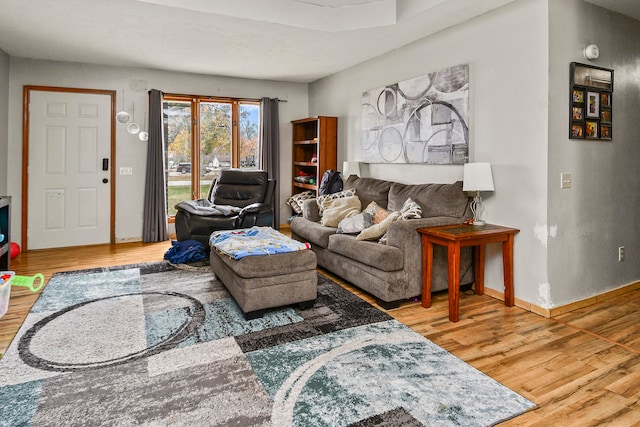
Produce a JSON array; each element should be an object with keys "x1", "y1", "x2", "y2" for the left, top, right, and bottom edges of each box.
[{"x1": 0, "y1": 261, "x2": 534, "y2": 426}]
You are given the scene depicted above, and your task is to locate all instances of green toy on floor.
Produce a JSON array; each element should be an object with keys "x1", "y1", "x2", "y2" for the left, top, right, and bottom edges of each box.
[{"x1": 11, "y1": 273, "x2": 45, "y2": 292}]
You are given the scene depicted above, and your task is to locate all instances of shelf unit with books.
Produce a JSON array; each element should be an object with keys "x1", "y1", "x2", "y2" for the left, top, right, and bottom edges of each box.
[{"x1": 291, "y1": 116, "x2": 337, "y2": 196}]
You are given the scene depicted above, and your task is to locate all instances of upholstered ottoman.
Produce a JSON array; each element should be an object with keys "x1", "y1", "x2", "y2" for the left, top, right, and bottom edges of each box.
[{"x1": 209, "y1": 227, "x2": 318, "y2": 319}]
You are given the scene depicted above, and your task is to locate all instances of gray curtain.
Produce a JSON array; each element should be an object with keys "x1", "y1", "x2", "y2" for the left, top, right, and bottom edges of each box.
[
  {"x1": 142, "y1": 89, "x2": 169, "y2": 242},
  {"x1": 260, "y1": 98, "x2": 280, "y2": 229}
]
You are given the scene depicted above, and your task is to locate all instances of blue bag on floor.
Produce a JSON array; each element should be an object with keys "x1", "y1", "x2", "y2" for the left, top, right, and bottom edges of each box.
[{"x1": 163, "y1": 240, "x2": 208, "y2": 264}]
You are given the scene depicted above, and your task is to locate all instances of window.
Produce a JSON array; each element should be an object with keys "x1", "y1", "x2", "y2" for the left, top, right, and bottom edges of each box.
[{"x1": 163, "y1": 95, "x2": 261, "y2": 217}]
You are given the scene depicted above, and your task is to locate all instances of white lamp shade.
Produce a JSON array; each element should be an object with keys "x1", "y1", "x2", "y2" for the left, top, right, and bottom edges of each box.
[
  {"x1": 463, "y1": 162, "x2": 494, "y2": 192},
  {"x1": 342, "y1": 161, "x2": 361, "y2": 178}
]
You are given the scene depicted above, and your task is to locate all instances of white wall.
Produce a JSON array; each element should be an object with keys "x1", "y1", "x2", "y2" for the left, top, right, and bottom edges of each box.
[
  {"x1": 6, "y1": 0, "x2": 635, "y2": 309},
  {"x1": 7, "y1": 59, "x2": 308, "y2": 244},
  {"x1": 0, "y1": 49, "x2": 9, "y2": 195},
  {"x1": 308, "y1": 0, "x2": 550, "y2": 305},
  {"x1": 547, "y1": 0, "x2": 640, "y2": 305}
]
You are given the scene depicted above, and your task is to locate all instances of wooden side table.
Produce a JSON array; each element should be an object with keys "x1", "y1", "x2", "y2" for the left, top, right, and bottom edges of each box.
[{"x1": 418, "y1": 224, "x2": 520, "y2": 322}]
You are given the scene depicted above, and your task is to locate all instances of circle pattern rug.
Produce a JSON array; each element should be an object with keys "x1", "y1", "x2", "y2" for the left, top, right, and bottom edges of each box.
[{"x1": 0, "y1": 261, "x2": 534, "y2": 426}]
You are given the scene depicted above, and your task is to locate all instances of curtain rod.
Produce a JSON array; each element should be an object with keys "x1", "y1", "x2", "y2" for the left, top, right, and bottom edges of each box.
[{"x1": 155, "y1": 91, "x2": 288, "y2": 103}]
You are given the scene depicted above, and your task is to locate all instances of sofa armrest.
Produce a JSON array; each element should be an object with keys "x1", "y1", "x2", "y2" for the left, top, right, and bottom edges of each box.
[
  {"x1": 174, "y1": 210, "x2": 192, "y2": 241},
  {"x1": 301, "y1": 199, "x2": 321, "y2": 222},
  {"x1": 236, "y1": 202, "x2": 273, "y2": 228},
  {"x1": 239, "y1": 202, "x2": 270, "y2": 215}
]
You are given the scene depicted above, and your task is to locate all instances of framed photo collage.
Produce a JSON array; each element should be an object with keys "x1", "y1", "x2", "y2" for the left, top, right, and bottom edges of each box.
[{"x1": 570, "y1": 62, "x2": 613, "y2": 141}]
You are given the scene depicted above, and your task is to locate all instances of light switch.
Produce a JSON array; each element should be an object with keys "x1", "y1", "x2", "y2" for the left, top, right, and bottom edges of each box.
[
  {"x1": 119, "y1": 167, "x2": 133, "y2": 176},
  {"x1": 561, "y1": 173, "x2": 571, "y2": 189}
]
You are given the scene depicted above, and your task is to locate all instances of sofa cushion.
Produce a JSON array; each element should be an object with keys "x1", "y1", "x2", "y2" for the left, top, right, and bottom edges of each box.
[
  {"x1": 328, "y1": 234, "x2": 403, "y2": 272},
  {"x1": 344, "y1": 176, "x2": 392, "y2": 210},
  {"x1": 290, "y1": 217, "x2": 336, "y2": 248},
  {"x1": 388, "y1": 180, "x2": 469, "y2": 218},
  {"x1": 319, "y1": 196, "x2": 361, "y2": 227}
]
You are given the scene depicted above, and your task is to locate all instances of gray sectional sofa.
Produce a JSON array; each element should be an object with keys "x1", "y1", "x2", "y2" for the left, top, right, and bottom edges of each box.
[{"x1": 290, "y1": 175, "x2": 474, "y2": 309}]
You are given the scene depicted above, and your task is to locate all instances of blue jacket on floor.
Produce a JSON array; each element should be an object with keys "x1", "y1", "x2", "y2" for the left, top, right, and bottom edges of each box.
[{"x1": 163, "y1": 240, "x2": 208, "y2": 264}]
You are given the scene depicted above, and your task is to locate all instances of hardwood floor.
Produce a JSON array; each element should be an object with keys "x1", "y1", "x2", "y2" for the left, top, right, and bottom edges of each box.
[{"x1": 1, "y1": 242, "x2": 639, "y2": 426}]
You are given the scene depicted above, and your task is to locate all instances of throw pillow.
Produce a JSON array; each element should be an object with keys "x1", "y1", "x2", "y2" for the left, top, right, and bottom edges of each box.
[
  {"x1": 337, "y1": 212, "x2": 373, "y2": 234},
  {"x1": 317, "y1": 188, "x2": 357, "y2": 215},
  {"x1": 399, "y1": 197, "x2": 422, "y2": 220},
  {"x1": 286, "y1": 190, "x2": 315, "y2": 215},
  {"x1": 378, "y1": 198, "x2": 423, "y2": 244},
  {"x1": 363, "y1": 201, "x2": 390, "y2": 224},
  {"x1": 320, "y1": 196, "x2": 361, "y2": 227},
  {"x1": 356, "y1": 211, "x2": 400, "y2": 241}
]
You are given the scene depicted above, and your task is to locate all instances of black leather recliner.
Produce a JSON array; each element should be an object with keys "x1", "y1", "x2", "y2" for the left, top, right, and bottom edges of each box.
[{"x1": 174, "y1": 169, "x2": 276, "y2": 245}]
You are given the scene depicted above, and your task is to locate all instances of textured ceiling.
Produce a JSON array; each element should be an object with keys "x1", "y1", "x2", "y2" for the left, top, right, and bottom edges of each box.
[
  {"x1": 0, "y1": 0, "x2": 513, "y2": 83},
  {"x1": 0, "y1": 0, "x2": 638, "y2": 84}
]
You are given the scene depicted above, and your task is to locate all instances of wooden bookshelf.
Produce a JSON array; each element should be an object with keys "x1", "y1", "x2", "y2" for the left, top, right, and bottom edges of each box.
[{"x1": 291, "y1": 116, "x2": 337, "y2": 196}]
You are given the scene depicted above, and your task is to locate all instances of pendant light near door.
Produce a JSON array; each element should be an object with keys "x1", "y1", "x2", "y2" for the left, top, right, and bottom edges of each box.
[
  {"x1": 115, "y1": 90, "x2": 131, "y2": 125},
  {"x1": 138, "y1": 112, "x2": 149, "y2": 141},
  {"x1": 127, "y1": 103, "x2": 140, "y2": 135}
]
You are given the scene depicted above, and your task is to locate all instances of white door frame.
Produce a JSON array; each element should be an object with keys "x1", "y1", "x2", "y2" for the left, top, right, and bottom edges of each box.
[{"x1": 22, "y1": 86, "x2": 116, "y2": 251}]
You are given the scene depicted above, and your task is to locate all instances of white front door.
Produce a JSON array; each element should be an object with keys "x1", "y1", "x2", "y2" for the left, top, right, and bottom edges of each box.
[{"x1": 27, "y1": 90, "x2": 113, "y2": 249}]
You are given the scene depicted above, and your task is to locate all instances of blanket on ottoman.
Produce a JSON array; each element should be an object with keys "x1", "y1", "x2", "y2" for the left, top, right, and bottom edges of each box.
[{"x1": 210, "y1": 226, "x2": 311, "y2": 260}]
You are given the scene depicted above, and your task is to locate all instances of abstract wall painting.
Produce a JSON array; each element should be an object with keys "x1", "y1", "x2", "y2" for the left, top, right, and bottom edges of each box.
[{"x1": 361, "y1": 64, "x2": 469, "y2": 165}]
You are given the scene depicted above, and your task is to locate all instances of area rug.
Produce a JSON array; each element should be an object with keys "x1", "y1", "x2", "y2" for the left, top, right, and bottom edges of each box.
[{"x1": 0, "y1": 261, "x2": 534, "y2": 426}]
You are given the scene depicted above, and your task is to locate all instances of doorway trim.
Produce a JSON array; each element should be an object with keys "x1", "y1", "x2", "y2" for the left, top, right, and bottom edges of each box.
[{"x1": 22, "y1": 85, "x2": 117, "y2": 251}]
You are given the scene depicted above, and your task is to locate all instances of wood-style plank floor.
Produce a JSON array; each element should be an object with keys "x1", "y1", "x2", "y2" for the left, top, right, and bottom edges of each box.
[{"x1": 1, "y1": 241, "x2": 639, "y2": 426}]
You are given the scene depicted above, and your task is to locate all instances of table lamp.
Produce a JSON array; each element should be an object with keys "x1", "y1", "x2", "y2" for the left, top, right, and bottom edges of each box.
[
  {"x1": 342, "y1": 161, "x2": 361, "y2": 178},
  {"x1": 463, "y1": 162, "x2": 494, "y2": 226}
]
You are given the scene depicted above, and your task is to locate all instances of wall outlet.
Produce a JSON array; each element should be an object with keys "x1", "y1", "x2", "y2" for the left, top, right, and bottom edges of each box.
[
  {"x1": 618, "y1": 246, "x2": 625, "y2": 262},
  {"x1": 561, "y1": 173, "x2": 572, "y2": 189},
  {"x1": 119, "y1": 167, "x2": 133, "y2": 176}
]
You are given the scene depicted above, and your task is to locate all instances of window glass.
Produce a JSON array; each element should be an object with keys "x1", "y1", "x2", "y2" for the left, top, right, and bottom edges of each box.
[
  {"x1": 200, "y1": 102, "x2": 232, "y2": 184},
  {"x1": 239, "y1": 103, "x2": 260, "y2": 170},
  {"x1": 163, "y1": 96, "x2": 261, "y2": 217},
  {"x1": 164, "y1": 101, "x2": 192, "y2": 217}
]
